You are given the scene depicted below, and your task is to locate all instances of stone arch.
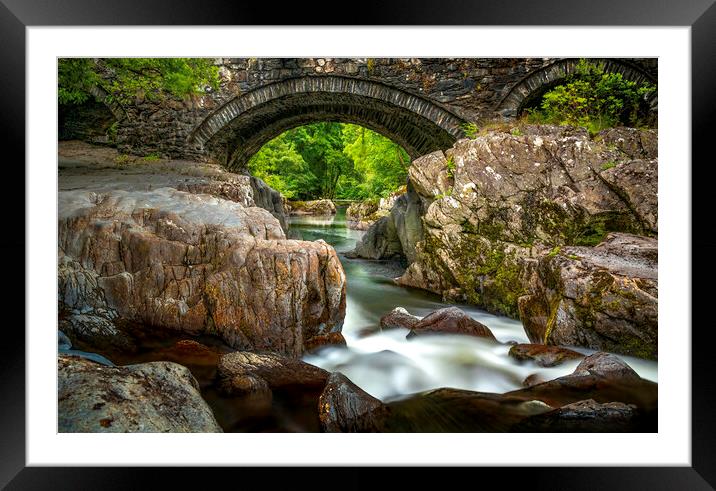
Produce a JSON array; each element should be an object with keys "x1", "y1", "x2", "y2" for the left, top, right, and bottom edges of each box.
[
  {"x1": 496, "y1": 58, "x2": 657, "y2": 118},
  {"x1": 188, "y1": 76, "x2": 467, "y2": 170}
]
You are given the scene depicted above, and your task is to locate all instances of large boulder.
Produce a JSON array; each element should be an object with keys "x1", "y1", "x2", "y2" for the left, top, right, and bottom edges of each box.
[
  {"x1": 287, "y1": 199, "x2": 337, "y2": 216},
  {"x1": 217, "y1": 351, "x2": 329, "y2": 396},
  {"x1": 518, "y1": 233, "x2": 657, "y2": 359},
  {"x1": 58, "y1": 187, "x2": 346, "y2": 357},
  {"x1": 58, "y1": 354, "x2": 222, "y2": 432},
  {"x1": 358, "y1": 126, "x2": 657, "y2": 324},
  {"x1": 407, "y1": 306, "x2": 496, "y2": 340}
]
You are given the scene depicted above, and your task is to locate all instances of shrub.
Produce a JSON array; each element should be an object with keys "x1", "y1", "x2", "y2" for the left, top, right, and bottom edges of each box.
[{"x1": 525, "y1": 59, "x2": 655, "y2": 133}]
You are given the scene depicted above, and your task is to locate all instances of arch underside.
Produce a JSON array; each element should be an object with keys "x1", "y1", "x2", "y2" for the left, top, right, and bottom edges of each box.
[
  {"x1": 190, "y1": 76, "x2": 466, "y2": 171},
  {"x1": 497, "y1": 58, "x2": 658, "y2": 118}
]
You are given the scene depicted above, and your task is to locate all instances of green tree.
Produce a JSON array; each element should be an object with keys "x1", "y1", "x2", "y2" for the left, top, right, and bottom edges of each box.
[
  {"x1": 58, "y1": 58, "x2": 220, "y2": 106},
  {"x1": 247, "y1": 122, "x2": 410, "y2": 200}
]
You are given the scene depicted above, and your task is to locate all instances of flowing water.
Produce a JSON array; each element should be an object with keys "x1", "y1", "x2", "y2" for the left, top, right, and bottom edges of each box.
[{"x1": 292, "y1": 207, "x2": 658, "y2": 402}]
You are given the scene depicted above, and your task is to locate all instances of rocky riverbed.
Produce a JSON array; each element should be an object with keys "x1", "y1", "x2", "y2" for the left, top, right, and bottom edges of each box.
[{"x1": 57, "y1": 128, "x2": 658, "y2": 433}]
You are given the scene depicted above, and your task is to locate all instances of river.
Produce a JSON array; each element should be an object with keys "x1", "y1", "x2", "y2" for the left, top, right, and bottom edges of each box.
[
  {"x1": 291, "y1": 207, "x2": 657, "y2": 402},
  {"x1": 65, "y1": 206, "x2": 657, "y2": 432}
]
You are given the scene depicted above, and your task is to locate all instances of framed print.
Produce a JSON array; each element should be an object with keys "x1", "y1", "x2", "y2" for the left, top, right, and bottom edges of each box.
[{"x1": 4, "y1": 0, "x2": 715, "y2": 488}]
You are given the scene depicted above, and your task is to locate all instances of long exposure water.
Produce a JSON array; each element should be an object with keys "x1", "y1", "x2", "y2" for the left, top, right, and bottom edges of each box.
[{"x1": 293, "y1": 207, "x2": 657, "y2": 402}]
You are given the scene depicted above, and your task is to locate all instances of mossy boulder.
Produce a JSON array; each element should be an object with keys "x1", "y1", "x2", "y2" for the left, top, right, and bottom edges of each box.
[
  {"x1": 518, "y1": 233, "x2": 657, "y2": 360},
  {"x1": 393, "y1": 126, "x2": 657, "y2": 321}
]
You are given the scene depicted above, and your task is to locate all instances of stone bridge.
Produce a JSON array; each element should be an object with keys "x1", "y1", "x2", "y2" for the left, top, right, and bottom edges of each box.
[{"x1": 105, "y1": 58, "x2": 657, "y2": 171}]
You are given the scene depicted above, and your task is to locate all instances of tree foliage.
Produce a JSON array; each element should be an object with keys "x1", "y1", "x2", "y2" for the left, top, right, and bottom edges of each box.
[
  {"x1": 248, "y1": 123, "x2": 410, "y2": 200},
  {"x1": 525, "y1": 59, "x2": 656, "y2": 133},
  {"x1": 58, "y1": 58, "x2": 220, "y2": 106}
]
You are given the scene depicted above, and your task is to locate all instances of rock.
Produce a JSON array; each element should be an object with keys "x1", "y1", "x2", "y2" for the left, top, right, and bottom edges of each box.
[
  {"x1": 303, "y1": 332, "x2": 347, "y2": 352},
  {"x1": 407, "y1": 307, "x2": 495, "y2": 340},
  {"x1": 349, "y1": 184, "x2": 425, "y2": 263},
  {"x1": 346, "y1": 215, "x2": 404, "y2": 260},
  {"x1": 59, "y1": 350, "x2": 114, "y2": 366},
  {"x1": 518, "y1": 233, "x2": 657, "y2": 359},
  {"x1": 57, "y1": 256, "x2": 134, "y2": 351},
  {"x1": 572, "y1": 351, "x2": 642, "y2": 381},
  {"x1": 318, "y1": 373, "x2": 385, "y2": 432},
  {"x1": 346, "y1": 200, "x2": 383, "y2": 231},
  {"x1": 58, "y1": 188, "x2": 346, "y2": 357},
  {"x1": 596, "y1": 127, "x2": 658, "y2": 160},
  {"x1": 599, "y1": 159, "x2": 658, "y2": 233},
  {"x1": 345, "y1": 190, "x2": 404, "y2": 231},
  {"x1": 379, "y1": 307, "x2": 420, "y2": 330},
  {"x1": 513, "y1": 399, "x2": 643, "y2": 432},
  {"x1": 407, "y1": 150, "x2": 453, "y2": 199},
  {"x1": 58, "y1": 354, "x2": 222, "y2": 432},
  {"x1": 287, "y1": 199, "x2": 337, "y2": 216},
  {"x1": 508, "y1": 343, "x2": 584, "y2": 367},
  {"x1": 507, "y1": 352, "x2": 657, "y2": 411},
  {"x1": 154, "y1": 339, "x2": 223, "y2": 367},
  {"x1": 217, "y1": 351, "x2": 329, "y2": 396},
  {"x1": 522, "y1": 373, "x2": 546, "y2": 387},
  {"x1": 58, "y1": 330, "x2": 72, "y2": 350},
  {"x1": 378, "y1": 388, "x2": 553, "y2": 432},
  {"x1": 249, "y1": 176, "x2": 289, "y2": 232},
  {"x1": 361, "y1": 127, "x2": 659, "y2": 323}
]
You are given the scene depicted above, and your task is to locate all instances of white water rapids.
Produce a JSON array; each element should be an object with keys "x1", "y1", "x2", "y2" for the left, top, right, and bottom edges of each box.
[{"x1": 295, "y1": 208, "x2": 657, "y2": 402}]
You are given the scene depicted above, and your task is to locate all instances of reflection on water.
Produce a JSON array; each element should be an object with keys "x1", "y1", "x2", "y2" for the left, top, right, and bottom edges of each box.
[{"x1": 292, "y1": 208, "x2": 658, "y2": 402}]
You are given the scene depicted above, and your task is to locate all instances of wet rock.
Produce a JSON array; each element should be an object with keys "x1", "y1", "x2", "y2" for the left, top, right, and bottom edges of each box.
[
  {"x1": 379, "y1": 388, "x2": 552, "y2": 432},
  {"x1": 522, "y1": 373, "x2": 546, "y2": 387},
  {"x1": 58, "y1": 188, "x2": 346, "y2": 357},
  {"x1": 508, "y1": 343, "x2": 584, "y2": 367},
  {"x1": 318, "y1": 373, "x2": 386, "y2": 432},
  {"x1": 58, "y1": 354, "x2": 222, "y2": 432},
  {"x1": 572, "y1": 351, "x2": 642, "y2": 381},
  {"x1": 287, "y1": 199, "x2": 337, "y2": 216},
  {"x1": 507, "y1": 352, "x2": 657, "y2": 412},
  {"x1": 217, "y1": 351, "x2": 329, "y2": 396},
  {"x1": 407, "y1": 307, "x2": 495, "y2": 340},
  {"x1": 519, "y1": 233, "x2": 657, "y2": 359},
  {"x1": 513, "y1": 399, "x2": 643, "y2": 432},
  {"x1": 304, "y1": 332, "x2": 347, "y2": 352},
  {"x1": 379, "y1": 307, "x2": 420, "y2": 330}
]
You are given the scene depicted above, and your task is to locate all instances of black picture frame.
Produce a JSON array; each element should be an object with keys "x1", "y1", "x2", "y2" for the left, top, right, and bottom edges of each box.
[{"x1": 3, "y1": 0, "x2": 714, "y2": 488}]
